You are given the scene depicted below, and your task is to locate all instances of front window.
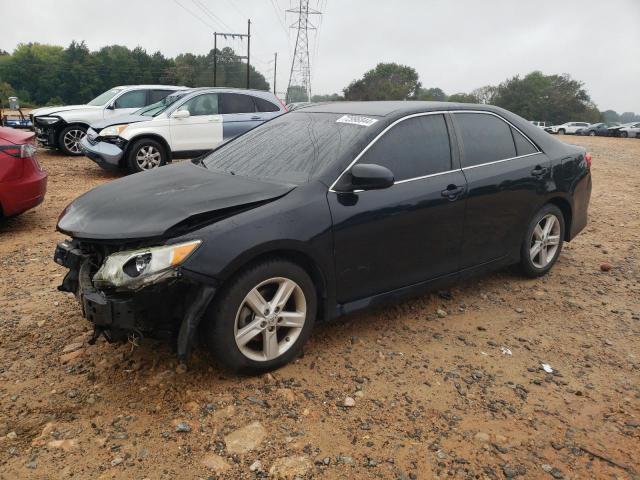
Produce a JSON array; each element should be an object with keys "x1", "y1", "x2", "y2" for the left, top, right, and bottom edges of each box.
[
  {"x1": 87, "y1": 88, "x2": 123, "y2": 106},
  {"x1": 202, "y1": 112, "x2": 372, "y2": 184}
]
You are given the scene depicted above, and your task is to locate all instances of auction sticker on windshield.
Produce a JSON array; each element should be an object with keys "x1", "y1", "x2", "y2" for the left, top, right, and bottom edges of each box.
[{"x1": 336, "y1": 115, "x2": 379, "y2": 127}]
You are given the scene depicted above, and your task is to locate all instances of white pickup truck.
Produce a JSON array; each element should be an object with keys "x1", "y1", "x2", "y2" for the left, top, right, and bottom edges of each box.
[
  {"x1": 31, "y1": 85, "x2": 185, "y2": 155},
  {"x1": 544, "y1": 122, "x2": 590, "y2": 135}
]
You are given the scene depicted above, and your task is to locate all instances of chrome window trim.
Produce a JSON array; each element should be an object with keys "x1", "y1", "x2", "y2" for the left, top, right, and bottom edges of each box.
[
  {"x1": 461, "y1": 151, "x2": 543, "y2": 171},
  {"x1": 328, "y1": 109, "x2": 542, "y2": 193}
]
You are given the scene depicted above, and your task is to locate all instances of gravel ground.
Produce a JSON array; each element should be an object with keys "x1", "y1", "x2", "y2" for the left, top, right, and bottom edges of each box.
[{"x1": 0, "y1": 136, "x2": 639, "y2": 480}]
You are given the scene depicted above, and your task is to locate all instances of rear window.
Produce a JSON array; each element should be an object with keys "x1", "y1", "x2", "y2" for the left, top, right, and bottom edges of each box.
[
  {"x1": 454, "y1": 113, "x2": 516, "y2": 167},
  {"x1": 149, "y1": 89, "x2": 175, "y2": 104},
  {"x1": 511, "y1": 127, "x2": 538, "y2": 156},
  {"x1": 220, "y1": 93, "x2": 256, "y2": 114},
  {"x1": 255, "y1": 97, "x2": 280, "y2": 112},
  {"x1": 203, "y1": 112, "x2": 370, "y2": 184}
]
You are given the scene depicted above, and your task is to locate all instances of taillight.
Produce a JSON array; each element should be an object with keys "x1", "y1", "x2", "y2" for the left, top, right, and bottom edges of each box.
[
  {"x1": 0, "y1": 143, "x2": 36, "y2": 158},
  {"x1": 277, "y1": 96, "x2": 288, "y2": 112},
  {"x1": 585, "y1": 152, "x2": 592, "y2": 169}
]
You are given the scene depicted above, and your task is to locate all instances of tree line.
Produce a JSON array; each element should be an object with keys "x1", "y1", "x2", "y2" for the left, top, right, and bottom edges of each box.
[
  {"x1": 303, "y1": 63, "x2": 637, "y2": 125},
  {"x1": 0, "y1": 41, "x2": 270, "y2": 107}
]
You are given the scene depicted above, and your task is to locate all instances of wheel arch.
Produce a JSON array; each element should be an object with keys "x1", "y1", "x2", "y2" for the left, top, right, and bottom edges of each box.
[
  {"x1": 547, "y1": 196, "x2": 572, "y2": 241},
  {"x1": 215, "y1": 246, "x2": 331, "y2": 323},
  {"x1": 123, "y1": 134, "x2": 172, "y2": 167}
]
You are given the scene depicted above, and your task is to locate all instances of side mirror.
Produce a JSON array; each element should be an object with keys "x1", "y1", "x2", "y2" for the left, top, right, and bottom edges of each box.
[
  {"x1": 106, "y1": 103, "x2": 115, "y2": 110},
  {"x1": 349, "y1": 163, "x2": 394, "y2": 191},
  {"x1": 171, "y1": 109, "x2": 190, "y2": 119}
]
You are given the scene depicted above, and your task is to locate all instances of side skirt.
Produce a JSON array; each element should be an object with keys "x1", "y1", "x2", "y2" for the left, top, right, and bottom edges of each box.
[{"x1": 333, "y1": 255, "x2": 517, "y2": 318}]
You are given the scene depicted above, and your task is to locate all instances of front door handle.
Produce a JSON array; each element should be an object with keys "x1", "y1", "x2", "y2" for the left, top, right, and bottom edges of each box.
[
  {"x1": 251, "y1": 116, "x2": 261, "y2": 120},
  {"x1": 441, "y1": 184, "x2": 465, "y2": 200},
  {"x1": 531, "y1": 166, "x2": 549, "y2": 177}
]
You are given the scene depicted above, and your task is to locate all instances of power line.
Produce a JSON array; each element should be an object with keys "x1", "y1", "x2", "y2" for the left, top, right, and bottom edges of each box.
[
  {"x1": 191, "y1": 0, "x2": 233, "y2": 31},
  {"x1": 172, "y1": 0, "x2": 216, "y2": 31}
]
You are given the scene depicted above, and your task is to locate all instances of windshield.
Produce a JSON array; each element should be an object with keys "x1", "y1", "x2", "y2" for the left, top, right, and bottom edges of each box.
[
  {"x1": 87, "y1": 88, "x2": 123, "y2": 106},
  {"x1": 202, "y1": 112, "x2": 373, "y2": 184},
  {"x1": 136, "y1": 91, "x2": 190, "y2": 117}
]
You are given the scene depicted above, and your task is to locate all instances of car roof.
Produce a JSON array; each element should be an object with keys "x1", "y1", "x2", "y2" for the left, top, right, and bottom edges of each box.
[
  {"x1": 299, "y1": 101, "x2": 513, "y2": 117},
  {"x1": 113, "y1": 85, "x2": 187, "y2": 90}
]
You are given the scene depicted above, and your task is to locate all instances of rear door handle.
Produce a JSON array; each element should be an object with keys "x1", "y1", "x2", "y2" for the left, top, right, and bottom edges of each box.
[
  {"x1": 441, "y1": 184, "x2": 465, "y2": 200},
  {"x1": 251, "y1": 116, "x2": 261, "y2": 120},
  {"x1": 531, "y1": 166, "x2": 549, "y2": 177}
]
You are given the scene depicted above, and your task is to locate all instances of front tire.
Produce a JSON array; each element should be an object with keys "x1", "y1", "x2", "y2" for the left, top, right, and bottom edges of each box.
[
  {"x1": 557, "y1": 129, "x2": 565, "y2": 135},
  {"x1": 620, "y1": 131, "x2": 628, "y2": 138},
  {"x1": 205, "y1": 259, "x2": 317, "y2": 374},
  {"x1": 589, "y1": 130, "x2": 596, "y2": 136},
  {"x1": 519, "y1": 204, "x2": 565, "y2": 278},
  {"x1": 126, "y1": 138, "x2": 167, "y2": 173},
  {"x1": 58, "y1": 126, "x2": 87, "y2": 156}
]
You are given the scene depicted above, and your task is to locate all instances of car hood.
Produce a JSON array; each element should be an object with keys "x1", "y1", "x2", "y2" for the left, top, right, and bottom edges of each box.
[
  {"x1": 90, "y1": 114, "x2": 152, "y2": 130},
  {"x1": 57, "y1": 162, "x2": 295, "y2": 240},
  {"x1": 32, "y1": 104, "x2": 102, "y2": 117}
]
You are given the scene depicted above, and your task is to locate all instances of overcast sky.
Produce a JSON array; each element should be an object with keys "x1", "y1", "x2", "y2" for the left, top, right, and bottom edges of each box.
[{"x1": 2, "y1": 0, "x2": 639, "y2": 112}]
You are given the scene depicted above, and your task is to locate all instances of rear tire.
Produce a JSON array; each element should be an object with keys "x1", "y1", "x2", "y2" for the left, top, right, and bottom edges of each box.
[
  {"x1": 589, "y1": 131, "x2": 596, "y2": 136},
  {"x1": 58, "y1": 125, "x2": 87, "y2": 156},
  {"x1": 126, "y1": 138, "x2": 167, "y2": 173},
  {"x1": 205, "y1": 259, "x2": 317, "y2": 374},
  {"x1": 519, "y1": 204, "x2": 565, "y2": 278}
]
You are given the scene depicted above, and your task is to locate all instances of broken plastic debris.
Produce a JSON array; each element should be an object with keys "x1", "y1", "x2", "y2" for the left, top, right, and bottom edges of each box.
[
  {"x1": 500, "y1": 346, "x2": 512, "y2": 356},
  {"x1": 541, "y1": 363, "x2": 553, "y2": 373}
]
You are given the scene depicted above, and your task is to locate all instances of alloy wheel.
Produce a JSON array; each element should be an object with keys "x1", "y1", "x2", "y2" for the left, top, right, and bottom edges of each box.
[
  {"x1": 135, "y1": 145, "x2": 162, "y2": 170},
  {"x1": 234, "y1": 277, "x2": 307, "y2": 362},
  {"x1": 530, "y1": 213, "x2": 561, "y2": 269},
  {"x1": 63, "y1": 129, "x2": 86, "y2": 154}
]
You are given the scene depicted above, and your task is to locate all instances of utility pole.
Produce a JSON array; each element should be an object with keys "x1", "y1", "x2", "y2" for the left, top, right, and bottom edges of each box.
[
  {"x1": 273, "y1": 52, "x2": 278, "y2": 95},
  {"x1": 286, "y1": 0, "x2": 321, "y2": 103},
  {"x1": 213, "y1": 34, "x2": 217, "y2": 87},
  {"x1": 246, "y1": 19, "x2": 251, "y2": 89},
  {"x1": 212, "y1": 21, "x2": 252, "y2": 89}
]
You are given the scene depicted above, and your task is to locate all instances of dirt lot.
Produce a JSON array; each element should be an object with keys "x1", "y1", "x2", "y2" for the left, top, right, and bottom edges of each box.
[{"x1": 0, "y1": 136, "x2": 639, "y2": 480}]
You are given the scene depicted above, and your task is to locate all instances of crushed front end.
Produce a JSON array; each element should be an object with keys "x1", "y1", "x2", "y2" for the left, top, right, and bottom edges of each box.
[{"x1": 54, "y1": 238, "x2": 215, "y2": 359}]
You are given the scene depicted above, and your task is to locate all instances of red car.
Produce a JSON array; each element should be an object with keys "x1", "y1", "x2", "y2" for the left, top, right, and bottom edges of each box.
[{"x1": 0, "y1": 127, "x2": 47, "y2": 218}]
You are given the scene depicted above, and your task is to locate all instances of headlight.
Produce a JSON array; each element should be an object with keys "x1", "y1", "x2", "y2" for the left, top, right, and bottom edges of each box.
[
  {"x1": 36, "y1": 116, "x2": 60, "y2": 125},
  {"x1": 92, "y1": 240, "x2": 201, "y2": 290},
  {"x1": 99, "y1": 124, "x2": 129, "y2": 137}
]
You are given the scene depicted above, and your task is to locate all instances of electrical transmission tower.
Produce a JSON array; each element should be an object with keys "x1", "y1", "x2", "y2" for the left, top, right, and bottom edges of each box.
[{"x1": 286, "y1": 0, "x2": 321, "y2": 103}]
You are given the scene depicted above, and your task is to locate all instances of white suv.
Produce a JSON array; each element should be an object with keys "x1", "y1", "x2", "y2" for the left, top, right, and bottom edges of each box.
[
  {"x1": 544, "y1": 122, "x2": 590, "y2": 135},
  {"x1": 31, "y1": 85, "x2": 185, "y2": 155},
  {"x1": 80, "y1": 88, "x2": 287, "y2": 173}
]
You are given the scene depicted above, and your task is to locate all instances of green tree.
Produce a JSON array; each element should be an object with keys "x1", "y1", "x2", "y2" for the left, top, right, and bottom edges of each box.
[
  {"x1": 343, "y1": 63, "x2": 421, "y2": 101},
  {"x1": 311, "y1": 93, "x2": 343, "y2": 102},
  {"x1": 492, "y1": 71, "x2": 598, "y2": 124},
  {"x1": 286, "y1": 86, "x2": 309, "y2": 103},
  {"x1": 0, "y1": 81, "x2": 15, "y2": 106},
  {"x1": 415, "y1": 87, "x2": 447, "y2": 101},
  {"x1": 447, "y1": 92, "x2": 479, "y2": 103},
  {"x1": 471, "y1": 85, "x2": 497, "y2": 104}
]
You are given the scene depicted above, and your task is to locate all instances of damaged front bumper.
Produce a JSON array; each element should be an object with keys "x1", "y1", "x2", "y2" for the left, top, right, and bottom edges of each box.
[
  {"x1": 54, "y1": 240, "x2": 215, "y2": 359},
  {"x1": 79, "y1": 132, "x2": 125, "y2": 170}
]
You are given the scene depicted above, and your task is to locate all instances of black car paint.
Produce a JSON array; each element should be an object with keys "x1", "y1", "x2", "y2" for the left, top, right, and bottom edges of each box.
[
  {"x1": 58, "y1": 161, "x2": 295, "y2": 240},
  {"x1": 55, "y1": 101, "x2": 591, "y2": 356}
]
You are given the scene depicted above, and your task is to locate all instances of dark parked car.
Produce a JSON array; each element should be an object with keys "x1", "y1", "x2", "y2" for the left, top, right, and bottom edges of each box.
[
  {"x1": 577, "y1": 122, "x2": 619, "y2": 136},
  {"x1": 54, "y1": 102, "x2": 592, "y2": 373}
]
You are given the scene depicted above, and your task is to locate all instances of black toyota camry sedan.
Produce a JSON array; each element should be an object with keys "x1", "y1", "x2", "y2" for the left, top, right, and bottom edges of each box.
[{"x1": 54, "y1": 102, "x2": 592, "y2": 373}]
